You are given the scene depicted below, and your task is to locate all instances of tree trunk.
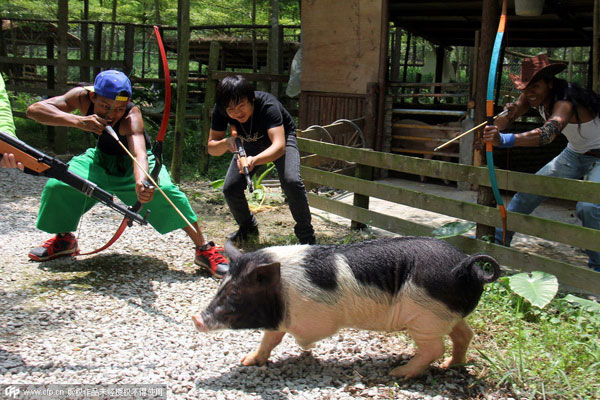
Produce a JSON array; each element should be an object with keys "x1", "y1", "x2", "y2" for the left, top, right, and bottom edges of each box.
[
  {"x1": 154, "y1": 0, "x2": 162, "y2": 25},
  {"x1": 55, "y1": 0, "x2": 69, "y2": 154},
  {"x1": 252, "y1": 0, "x2": 257, "y2": 72},
  {"x1": 108, "y1": 0, "x2": 117, "y2": 60},
  {"x1": 269, "y1": 0, "x2": 281, "y2": 95},
  {"x1": 171, "y1": 0, "x2": 191, "y2": 181},
  {"x1": 201, "y1": 42, "x2": 221, "y2": 175}
]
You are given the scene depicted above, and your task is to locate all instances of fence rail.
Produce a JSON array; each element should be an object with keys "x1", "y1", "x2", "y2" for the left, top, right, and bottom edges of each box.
[{"x1": 297, "y1": 135, "x2": 600, "y2": 294}]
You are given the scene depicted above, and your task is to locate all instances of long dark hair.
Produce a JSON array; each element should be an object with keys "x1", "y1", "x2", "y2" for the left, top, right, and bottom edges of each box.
[
  {"x1": 548, "y1": 78, "x2": 600, "y2": 123},
  {"x1": 215, "y1": 75, "x2": 256, "y2": 112}
]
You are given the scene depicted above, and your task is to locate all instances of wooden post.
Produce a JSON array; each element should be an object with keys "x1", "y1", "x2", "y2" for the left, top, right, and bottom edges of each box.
[
  {"x1": 123, "y1": 24, "x2": 135, "y2": 76},
  {"x1": 80, "y1": 0, "x2": 90, "y2": 83},
  {"x1": 93, "y1": 21, "x2": 102, "y2": 78},
  {"x1": 402, "y1": 32, "x2": 411, "y2": 84},
  {"x1": 365, "y1": 82, "x2": 378, "y2": 150},
  {"x1": 470, "y1": 30, "x2": 480, "y2": 100},
  {"x1": 252, "y1": 0, "x2": 258, "y2": 72},
  {"x1": 172, "y1": 0, "x2": 190, "y2": 182},
  {"x1": 458, "y1": 115, "x2": 475, "y2": 190},
  {"x1": 80, "y1": 0, "x2": 91, "y2": 148},
  {"x1": 55, "y1": 0, "x2": 69, "y2": 154},
  {"x1": 351, "y1": 162, "x2": 372, "y2": 230},
  {"x1": 376, "y1": 0, "x2": 390, "y2": 153},
  {"x1": 0, "y1": 18, "x2": 6, "y2": 58},
  {"x1": 46, "y1": 35, "x2": 56, "y2": 145},
  {"x1": 108, "y1": 0, "x2": 117, "y2": 60},
  {"x1": 568, "y1": 47, "x2": 574, "y2": 82},
  {"x1": 434, "y1": 46, "x2": 444, "y2": 104},
  {"x1": 201, "y1": 41, "x2": 220, "y2": 174},
  {"x1": 475, "y1": 0, "x2": 499, "y2": 239},
  {"x1": 391, "y1": 27, "x2": 402, "y2": 83},
  {"x1": 269, "y1": 0, "x2": 281, "y2": 96},
  {"x1": 594, "y1": 0, "x2": 599, "y2": 92},
  {"x1": 141, "y1": 24, "x2": 146, "y2": 78}
]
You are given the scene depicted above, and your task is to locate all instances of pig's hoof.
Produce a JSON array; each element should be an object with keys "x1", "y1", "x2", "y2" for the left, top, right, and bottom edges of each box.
[
  {"x1": 241, "y1": 351, "x2": 268, "y2": 366},
  {"x1": 389, "y1": 364, "x2": 425, "y2": 379}
]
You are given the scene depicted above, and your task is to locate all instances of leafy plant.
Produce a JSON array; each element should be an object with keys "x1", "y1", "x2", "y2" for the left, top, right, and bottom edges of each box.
[
  {"x1": 210, "y1": 162, "x2": 276, "y2": 208},
  {"x1": 508, "y1": 271, "x2": 559, "y2": 309},
  {"x1": 563, "y1": 294, "x2": 600, "y2": 313},
  {"x1": 432, "y1": 221, "x2": 599, "y2": 397},
  {"x1": 432, "y1": 220, "x2": 475, "y2": 238}
]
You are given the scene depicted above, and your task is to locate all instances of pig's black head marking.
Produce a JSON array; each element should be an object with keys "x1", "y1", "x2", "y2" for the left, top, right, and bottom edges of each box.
[
  {"x1": 244, "y1": 262, "x2": 281, "y2": 289},
  {"x1": 202, "y1": 253, "x2": 284, "y2": 331}
]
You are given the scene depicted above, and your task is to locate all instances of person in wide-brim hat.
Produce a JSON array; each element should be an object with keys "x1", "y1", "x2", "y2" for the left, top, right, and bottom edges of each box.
[
  {"x1": 482, "y1": 53, "x2": 600, "y2": 272},
  {"x1": 509, "y1": 53, "x2": 567, "y2": 90}
]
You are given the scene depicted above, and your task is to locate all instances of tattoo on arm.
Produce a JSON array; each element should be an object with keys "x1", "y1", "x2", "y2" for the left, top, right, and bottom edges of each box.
[{"x1": 539, "y1": 120, "x2": 560, "y2": 146}]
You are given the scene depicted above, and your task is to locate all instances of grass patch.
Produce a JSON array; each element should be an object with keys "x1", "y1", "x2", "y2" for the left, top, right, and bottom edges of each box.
[{"x1": 470, "y1": 281, "x2": 599, "y2": 399}]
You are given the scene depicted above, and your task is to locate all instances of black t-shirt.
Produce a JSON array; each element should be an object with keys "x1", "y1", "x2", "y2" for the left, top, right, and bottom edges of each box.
[
  {"x1": 211, "y1": 91, "x2": 296, "y2": 152},
  {"x1": 86, "y1": 102, "x2": 151, "y2": 156}
]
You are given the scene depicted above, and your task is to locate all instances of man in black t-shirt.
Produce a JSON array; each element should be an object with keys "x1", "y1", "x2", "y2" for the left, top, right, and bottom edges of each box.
[{"x1": 208, "y1": 75, "x2": 316, "y2": 245}]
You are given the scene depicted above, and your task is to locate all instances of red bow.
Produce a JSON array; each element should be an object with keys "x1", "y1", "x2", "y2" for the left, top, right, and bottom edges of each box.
[{"x1": 79, "y1": 26, "x2": 171, "y2": 256}]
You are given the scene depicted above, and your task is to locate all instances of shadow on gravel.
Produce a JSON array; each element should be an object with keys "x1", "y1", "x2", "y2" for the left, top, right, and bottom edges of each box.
[
  {"x1": 0, "y1": 348, "x2": 26, "y2": 370},
  {"x1": 0, "y1": 254, "x2": 207, "y2": 340},
  {"x1": 194, "y1": 351, "x2": 492, "y2": 399},
  {"x1": 33, "y1": 254, "x2": 204, "y2": 324}
]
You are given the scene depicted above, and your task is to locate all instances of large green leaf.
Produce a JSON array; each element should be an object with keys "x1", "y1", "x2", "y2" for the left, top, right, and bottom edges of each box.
[
  {"x1": 210, "y1": 179, "x2": 224, "y2": 189},
  {"x1": 432, "y1": 221, "x2": 476, "y2": 239},
  {"x1": 509, "y1": 271, "x2": 558, "y2": 309},
  {"x1": 563, "y1": 294, "x2": 600, "y2": 313}
]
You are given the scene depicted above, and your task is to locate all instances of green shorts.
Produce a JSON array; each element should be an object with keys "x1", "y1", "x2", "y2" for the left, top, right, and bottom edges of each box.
[{"x1": 37, "y1": 147, "x2": 198, "y2": 234}]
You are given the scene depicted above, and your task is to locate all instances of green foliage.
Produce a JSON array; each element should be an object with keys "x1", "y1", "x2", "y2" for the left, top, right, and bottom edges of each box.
[
  {"x1": 508, "y1": 271, "x2": 559, "y2": 309},
  {"x1": 430, "y1": 220, "x2": 598, "y2": 397},
  {"x1": 432, "y1": 220, "x2": 475, "y2": 239},
  {"x1": 473, "y1": 282, "x2": 600, "y2": 399},
  {"x1": 210, "y1": 161, "x2": 275, "y2": 206},
  {"x1": 564, "y1": 294, "x2": 600, "y2": 313},
  {"x1": 3, "y1": 0, "x2": 300, "y2": 27}
]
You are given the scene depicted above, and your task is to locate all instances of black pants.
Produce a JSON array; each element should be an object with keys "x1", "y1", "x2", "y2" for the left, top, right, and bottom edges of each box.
[{"x1": 222, "y1": 135, "x2": 315, "y2": 242}]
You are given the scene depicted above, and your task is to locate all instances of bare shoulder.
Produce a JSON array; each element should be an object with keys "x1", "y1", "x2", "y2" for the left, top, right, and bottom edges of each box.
[
  {"x1": 60, "y1": 87, "x2": 91, "y2": 114},
  {"x1": 120, "y1": 104, "x2": 144, "y2": 135}
]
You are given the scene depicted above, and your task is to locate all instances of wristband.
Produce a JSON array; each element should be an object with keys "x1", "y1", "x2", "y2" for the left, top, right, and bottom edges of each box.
[{"x1": 498, "y1": 133, "x2": 515, "y2": 148}]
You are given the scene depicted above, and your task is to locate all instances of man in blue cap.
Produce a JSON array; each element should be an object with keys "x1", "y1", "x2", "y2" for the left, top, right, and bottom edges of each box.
[{"x1": 25, "y1": 70, "x2": 229, "y2": 278}]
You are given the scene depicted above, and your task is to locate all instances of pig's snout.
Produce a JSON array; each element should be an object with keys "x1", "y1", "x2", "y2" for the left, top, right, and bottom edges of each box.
[{"x1": 192, "y1": 314, "x2": 208, "y2": 332}]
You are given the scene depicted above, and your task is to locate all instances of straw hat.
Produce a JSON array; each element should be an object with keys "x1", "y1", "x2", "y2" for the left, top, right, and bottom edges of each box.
[{"x1": 509, "y1": 54, "x2": 567, "y2": 90}]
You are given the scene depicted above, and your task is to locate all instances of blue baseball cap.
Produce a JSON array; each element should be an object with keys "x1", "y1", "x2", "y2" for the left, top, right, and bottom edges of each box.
[{"x1": 84, "y1": 70, "x2": 132, "y2": 101}]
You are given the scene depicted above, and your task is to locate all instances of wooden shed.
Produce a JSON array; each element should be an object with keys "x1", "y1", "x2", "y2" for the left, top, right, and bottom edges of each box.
[{"x1": 299, "y1": 0, "x2": 599, "y2": 160}]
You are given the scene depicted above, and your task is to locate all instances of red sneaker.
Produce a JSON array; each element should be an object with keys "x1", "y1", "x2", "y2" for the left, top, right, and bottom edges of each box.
[
  {"x1": 195, "y1": 241, "x2": 230, "y2": 279},
  {"x1": 28, "y1": 233, "x2": 79, "y2": 261}
]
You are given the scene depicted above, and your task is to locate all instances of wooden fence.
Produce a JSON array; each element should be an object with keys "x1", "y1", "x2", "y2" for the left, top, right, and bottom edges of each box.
[{"x1": 297, "y1": 131, "x2": 600, "y2": 294}]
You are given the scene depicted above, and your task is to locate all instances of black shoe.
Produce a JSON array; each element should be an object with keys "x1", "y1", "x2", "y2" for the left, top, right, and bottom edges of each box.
[
  {"x1": 299, "y1": 235, "x2": 316, "y2": 245},
  {"x1": 227, "y1": 225, "x2": 259, "y2": 244}
]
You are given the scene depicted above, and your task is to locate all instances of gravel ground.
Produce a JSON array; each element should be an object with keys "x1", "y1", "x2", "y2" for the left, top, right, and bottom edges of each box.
[{"x1": 0, "y1": 168, "x2": 517, "y2": 400}]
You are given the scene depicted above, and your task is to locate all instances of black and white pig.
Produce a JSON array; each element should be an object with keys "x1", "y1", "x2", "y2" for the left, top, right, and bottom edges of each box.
[{"x1": 192, "y1": 236, "x2": 500, "y2": 378}]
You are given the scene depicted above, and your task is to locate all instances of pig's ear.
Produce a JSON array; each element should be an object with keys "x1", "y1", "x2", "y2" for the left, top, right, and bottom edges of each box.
[
  {"x1": 252, "y1": 262, "x2": 281, "y2": 288},
  {"x1": 224, "y1": 239, "x2": 242, "y2": 261}
]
